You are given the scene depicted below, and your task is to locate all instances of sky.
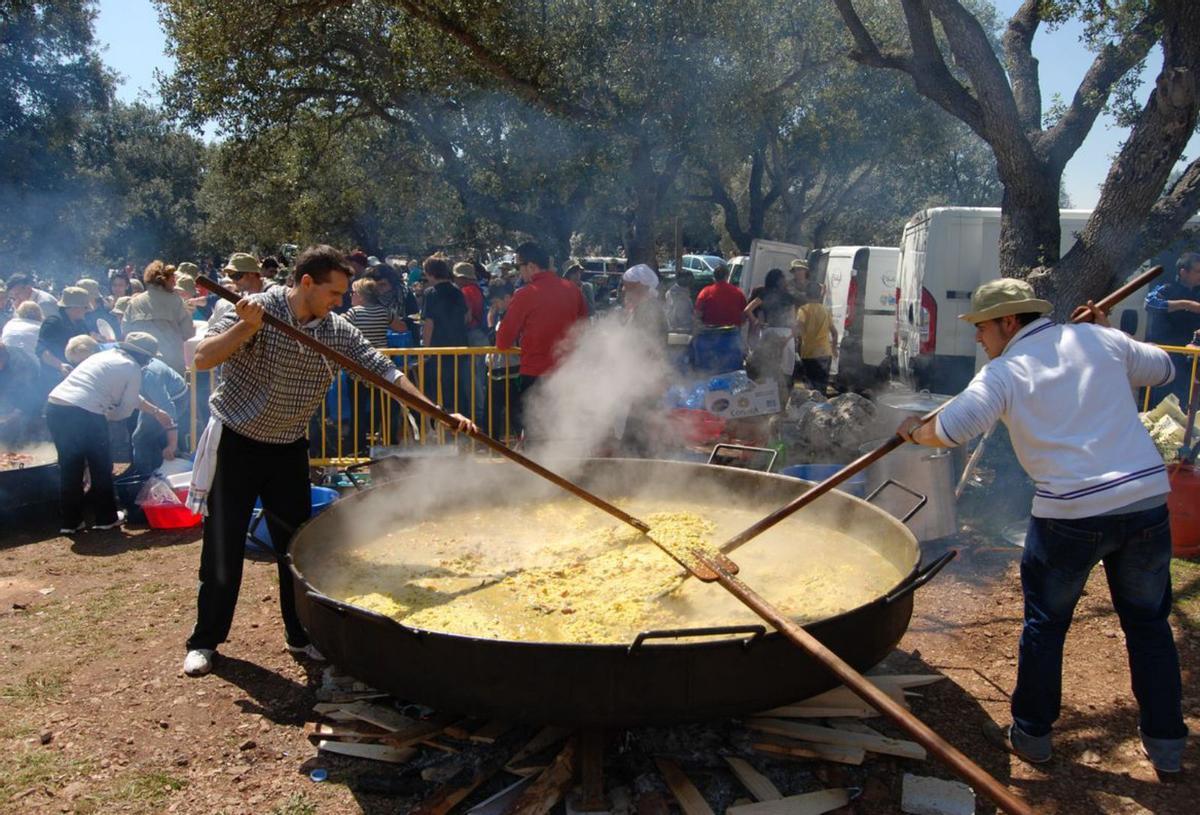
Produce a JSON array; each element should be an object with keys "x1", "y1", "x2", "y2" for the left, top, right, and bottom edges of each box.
[{"x1": 94, "y1": 0, "x2": 1197, "y2": 210}]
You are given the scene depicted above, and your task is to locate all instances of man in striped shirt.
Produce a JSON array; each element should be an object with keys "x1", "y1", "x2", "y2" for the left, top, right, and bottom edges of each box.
[
  {"x1": 182, "y1": 245, "x2": 474, "y2": 678},
  {"x1": 898, "y1": 278, "x2": 1186, "y2": 775}
]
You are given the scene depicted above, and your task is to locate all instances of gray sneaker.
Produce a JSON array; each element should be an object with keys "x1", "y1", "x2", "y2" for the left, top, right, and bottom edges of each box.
[
  {"x1": 1140, "y1": 728, "x2": 1186, "y2": 774},
  {"x1": 984, "y1": 721, "x2": 1052, "y2": 764}
]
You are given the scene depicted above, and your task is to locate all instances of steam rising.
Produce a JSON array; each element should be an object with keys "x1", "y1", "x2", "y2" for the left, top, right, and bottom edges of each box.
[{"x1": 524, "y1": 311, "x2": 673, "y2": 465}]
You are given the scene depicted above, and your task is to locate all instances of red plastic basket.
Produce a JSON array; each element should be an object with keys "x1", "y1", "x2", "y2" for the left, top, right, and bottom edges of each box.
[
  {"x1": 143, "y1": 488, "x2": 203, "y2": 530},
  {"x1": 667, "y1": 408, "x2": 727, "y2": 445}
]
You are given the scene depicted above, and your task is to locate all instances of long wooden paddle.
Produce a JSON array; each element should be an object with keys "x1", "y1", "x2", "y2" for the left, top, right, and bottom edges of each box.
[
  {"x1": 195, "y1": 277, "x2": 659, "y2": 536},
  {"x1": 716, "y1": 264, "x2": 1164, "y2": 557}
]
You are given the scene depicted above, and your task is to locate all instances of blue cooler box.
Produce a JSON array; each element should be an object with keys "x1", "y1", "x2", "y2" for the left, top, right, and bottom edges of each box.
[{"x1": 246, "y1": 486, "x2": 339, "y2": 556}]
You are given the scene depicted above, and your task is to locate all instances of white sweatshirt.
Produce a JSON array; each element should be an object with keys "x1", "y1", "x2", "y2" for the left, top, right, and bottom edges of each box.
[
  {"x1": 47, "y1": 348, "x2": 143, "y2": 422},
  {"x1": 935, "y1": 318, "x2": 1174, "y2": 519}
]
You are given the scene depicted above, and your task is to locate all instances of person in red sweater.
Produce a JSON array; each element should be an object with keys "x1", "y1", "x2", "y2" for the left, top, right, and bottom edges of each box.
[
  {"x1": 693, "y1": 264, "x2": 747, "y2": 327},
  {"x1": 495, "y1": 242, "x2": 587, "y2": 435}
]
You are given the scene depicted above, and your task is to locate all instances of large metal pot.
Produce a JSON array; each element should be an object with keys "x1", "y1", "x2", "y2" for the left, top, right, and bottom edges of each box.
[
  {"x1": 289, "y1": 458, "x2": 949, "y2": 727},
  {"x1": 860, "y1": 440, "x2": 958, "y2": 541},
  {"x1": 0, "y1": 443, "x2": 59, "y2": 522}
]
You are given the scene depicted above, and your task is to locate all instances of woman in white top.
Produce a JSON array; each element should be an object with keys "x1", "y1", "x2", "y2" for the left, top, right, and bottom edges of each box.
[
  {"x1": 0, "y1": 301, "x2": 43, "y2": 358},
  {"x1": 121, "y1": 261, "x2": 196, "y2": 374}
]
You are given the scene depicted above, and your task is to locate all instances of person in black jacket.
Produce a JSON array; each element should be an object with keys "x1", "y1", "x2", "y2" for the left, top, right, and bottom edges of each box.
[{"x1": 1144, "y1": 251, "x2": 1200, "y2": 405}]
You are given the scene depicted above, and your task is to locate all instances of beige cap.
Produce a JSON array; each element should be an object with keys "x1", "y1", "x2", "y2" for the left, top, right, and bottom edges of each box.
[
  {"x1": 176, "y1": 262, "x2": 200, "y2": 277},
  {"x1": 57, "y1": 287, "x2": 90, "y2": 309},
  {"x1": 121, "y1": 331, "x2": 160, "y2": 359},
  {"x1": 223, "y1": 253, "x2": 261, "y2": 276},
  {"x1": 75, "y1": 278, "x2": 102, "y2": 300},
  {"x1": 452, "y1": 261, "x2": 475, "y2": 279},
  {"x1": 112, "y1": 295, "x2": 132, "y2": 316},
  {"x1": 960, "y1": 278, "x2": 1053, "y2": 324}
]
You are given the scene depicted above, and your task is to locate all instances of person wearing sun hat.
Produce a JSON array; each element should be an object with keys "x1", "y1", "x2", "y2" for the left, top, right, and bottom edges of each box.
[
  {"x1": 897, "y1": 276, "x2": 1186, "y2": 774},
  {"x1": 75, "y1": 278, "x2": 120, "y2": 340},
  {"x1": 122, "y1": 331, "x2": 188, "y2": 476},
  {"x1": 36, "y1": 286, "x2": 92, "y2": 379}
]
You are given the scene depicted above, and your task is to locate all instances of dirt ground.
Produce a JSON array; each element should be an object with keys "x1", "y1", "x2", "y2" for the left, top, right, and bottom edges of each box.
[{"x1": 0, "y1": 514, "x2": 1197, "y2": 814}]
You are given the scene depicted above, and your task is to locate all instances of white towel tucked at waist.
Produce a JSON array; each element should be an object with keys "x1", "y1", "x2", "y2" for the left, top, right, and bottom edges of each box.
[{"x1": 187, "y1": 418, "x2": 223, "y2": 516}]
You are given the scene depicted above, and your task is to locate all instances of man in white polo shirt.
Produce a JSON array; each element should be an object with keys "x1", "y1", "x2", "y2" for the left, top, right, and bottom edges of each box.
[{"x1": 897, "y1": 278, "x2": 1186, "y2": 775}]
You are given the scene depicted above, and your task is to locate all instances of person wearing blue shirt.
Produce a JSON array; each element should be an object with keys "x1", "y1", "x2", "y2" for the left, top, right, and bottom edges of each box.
[
  {"x1": 124, "y1": 332, "x2": 188, "y2": 475},
  {"x1": 1143, "y1": 251, "x2": 1200, "y2": 406}
]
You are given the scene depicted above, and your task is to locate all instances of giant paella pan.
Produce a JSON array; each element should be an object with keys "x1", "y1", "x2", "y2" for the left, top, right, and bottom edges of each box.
[{"x1": 289, "y1": 458, "x2": 948, "y2": 727}]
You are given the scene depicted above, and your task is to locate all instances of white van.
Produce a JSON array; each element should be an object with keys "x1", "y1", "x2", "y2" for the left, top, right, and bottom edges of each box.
[
  {"x1": 810, "y1": 246, "x2": 899, "y2": 377},
  {"x1": 737, "y1": 239, "x2": 809, "y2": 298},
  {"x1": 897, "y1": 207, "x2": 1105, "y2": 392}
]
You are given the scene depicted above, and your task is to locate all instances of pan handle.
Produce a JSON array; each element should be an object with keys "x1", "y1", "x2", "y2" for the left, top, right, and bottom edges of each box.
[
  {"x1": 628, "y1": 624, "x2": 766, "y2": 654},
  {"x1": 883, "y1": 551, "x2": 957, "y2": 605},
  {"x1": 864, "y1": 478, "x2": 928, "y2": 523}
]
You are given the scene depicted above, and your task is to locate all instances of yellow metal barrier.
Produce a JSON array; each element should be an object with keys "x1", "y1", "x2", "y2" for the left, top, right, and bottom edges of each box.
[
  {"x1": 187, "y1": 346, "x2": 521, "y2": 465},
  {"x1": 1141, "y1": 344, "x2": 1200, "y2": 411}
]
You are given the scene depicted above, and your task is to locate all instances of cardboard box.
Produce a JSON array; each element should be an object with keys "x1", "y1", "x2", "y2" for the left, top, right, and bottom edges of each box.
[{"x1": 704, "y1": 380, "x2": 782, "y2": 419}]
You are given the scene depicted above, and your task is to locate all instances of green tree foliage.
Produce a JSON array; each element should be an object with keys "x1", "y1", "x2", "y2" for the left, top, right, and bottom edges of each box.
[
  {"x1": 0, "y1": 0, "x2": 112, "y2": 273},
  {"x1": 79, "y1": 102, "x2": 208, "y2": 264},
  {"x1": 159, "y1": 0, "x2": 1000, "y2": 262}
]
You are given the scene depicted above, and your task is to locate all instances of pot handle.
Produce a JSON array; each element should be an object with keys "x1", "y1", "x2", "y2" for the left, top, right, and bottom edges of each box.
[
  {"x1": 628, "y1": 624, "x2": 766, "y2": 654},
  {"x1": 864, "y1": 478, "x2": 928, "y2": 523},
  {"x1": 883, "y1": 550, "x2": 957, "y2": 605}
]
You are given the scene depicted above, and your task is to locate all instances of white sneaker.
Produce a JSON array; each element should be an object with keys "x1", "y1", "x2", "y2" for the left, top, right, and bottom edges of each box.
[
  {"x1": 183, "y1": 648, "x2": 215, "y2": 676},
  {"x1": 286, "y1": 643, "x2": 326, "y2": 661},
  {"x1": 91, "y1": 510, "x2": 126, "y2": 531}
]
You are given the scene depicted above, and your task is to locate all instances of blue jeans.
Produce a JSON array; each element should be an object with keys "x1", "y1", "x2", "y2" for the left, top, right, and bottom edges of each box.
[{"x1": 1013, "y1": 504, "x2": 1186, "y2": 741}]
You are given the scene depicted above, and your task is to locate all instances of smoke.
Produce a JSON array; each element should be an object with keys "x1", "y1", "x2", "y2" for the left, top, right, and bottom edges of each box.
[{"x1": 523, "y1": 309, "x2": 675, "y2": 466}]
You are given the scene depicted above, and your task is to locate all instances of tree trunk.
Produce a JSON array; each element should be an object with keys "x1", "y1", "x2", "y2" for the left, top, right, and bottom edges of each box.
[
  {"x1": 623, "y1": 140, "x2": 662, "y2": 266},
  {"x1": 996, "y1": 169, "x2": 1062, "y2": 282}
]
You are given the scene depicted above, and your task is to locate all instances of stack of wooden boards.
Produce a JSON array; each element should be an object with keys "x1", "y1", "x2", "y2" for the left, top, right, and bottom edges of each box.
[{"x1": 304, "y1": 672, "x2": 946, "y2": 814}]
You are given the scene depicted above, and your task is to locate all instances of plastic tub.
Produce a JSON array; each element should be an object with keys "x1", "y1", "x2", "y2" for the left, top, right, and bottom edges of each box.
[
  {"x1": 781, "y1": 464, "x2": 867, "y2": 498},
  {"x1": 246, "y1": 486, "x2": 340, "y2": 554},
  {"x1": 143, "y1": 488, "x2": 203, "y2": 529}
]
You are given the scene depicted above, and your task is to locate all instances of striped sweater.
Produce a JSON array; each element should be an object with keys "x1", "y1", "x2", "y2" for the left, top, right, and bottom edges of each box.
[{"x1": 934, "y1": 318, "x2": 1174, "y2": 519}]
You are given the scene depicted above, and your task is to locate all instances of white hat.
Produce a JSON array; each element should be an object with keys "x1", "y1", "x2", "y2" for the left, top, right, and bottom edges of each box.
[{"x1": 622, "y1": 264, "x2": 659, "y2": 291}]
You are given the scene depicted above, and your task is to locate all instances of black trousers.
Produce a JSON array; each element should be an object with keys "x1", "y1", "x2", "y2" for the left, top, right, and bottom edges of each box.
[
  {"x1": 186, "y1": 427, "x2": 311, "y2": 652},
  {"x1": 45, "y1": 403, "x2": 118, "y2": 528}
]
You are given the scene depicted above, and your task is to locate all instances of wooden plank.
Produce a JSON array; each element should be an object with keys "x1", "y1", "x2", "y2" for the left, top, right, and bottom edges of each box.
[
  {"x1": 756, "y1": 704, "x2": 875, "y2": 719},
  {"x1": 865, "y1": 674, "x2": 945, "y2": 690},
  {"x1": 655, "y1": 758, "x2": 715, "y2": 815},
  {"x1": 305, "y1": 721, "x2": 390, "y2": 743},
  {"x1": 505, "y1": 726, "x2": 574, "y2": 776},
  {"x1": 746, "y1": 719, "x2": 926, "y2": 761},
  {"x1": 578, "y1": 729, "x2": 607, "y2": 812},
  {"x1": 466, "y1": 776, "x2": 536, "y2": 815},
  {"x1": 751, "y1": 739, "x2": 865, "y2": 766},
  {"x1": 724, "y1": 757, "x2": 782, "y2": 802},
  {"x1": 725, "y1": 789, "x2": 850, "y2": 815},
  {"x1": 786, "y1": 683, "x2": 907, "y2": 712},
  {"x1": 340, "y1": 700, "x2": 416, "y2": 732},
  {"x1": 826, "y1": 720, "x2": 879, "y2": 736},
  {"x1": 413, "y1": 750, "x2": 513, "y2": 815},
  {"x1": 470, "y1": 720, "x2": 513, "y2": 744},
  {"x1": 502, "y1": 737, "x2": 578, "y2": 815},
  {"x1": 317, "y1": 739, "x2": 416, "y2": 764}
]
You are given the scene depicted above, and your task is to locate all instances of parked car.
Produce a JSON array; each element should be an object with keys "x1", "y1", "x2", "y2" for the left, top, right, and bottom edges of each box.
[{"x1": 681, "y1": 254, "x2": 726, "y2": 283}]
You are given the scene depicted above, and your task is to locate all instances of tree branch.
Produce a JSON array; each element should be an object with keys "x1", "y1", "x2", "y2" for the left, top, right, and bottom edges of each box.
[
  {"x1": 1037, "y1": 8, "x2": 1162, "y2": 171},
  {"x1": 924, "y1": 0, "x2": 1027, "y2": 149},
  {"x1": 391, "y1": 0, "x2": 602, "y2": 123},
  {"x1": 832, "y1": 0, "x2": 987, "y2": 138},
  {"x1": 1001, "y1": 0, "x2": 1042, "y2": 132}
]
